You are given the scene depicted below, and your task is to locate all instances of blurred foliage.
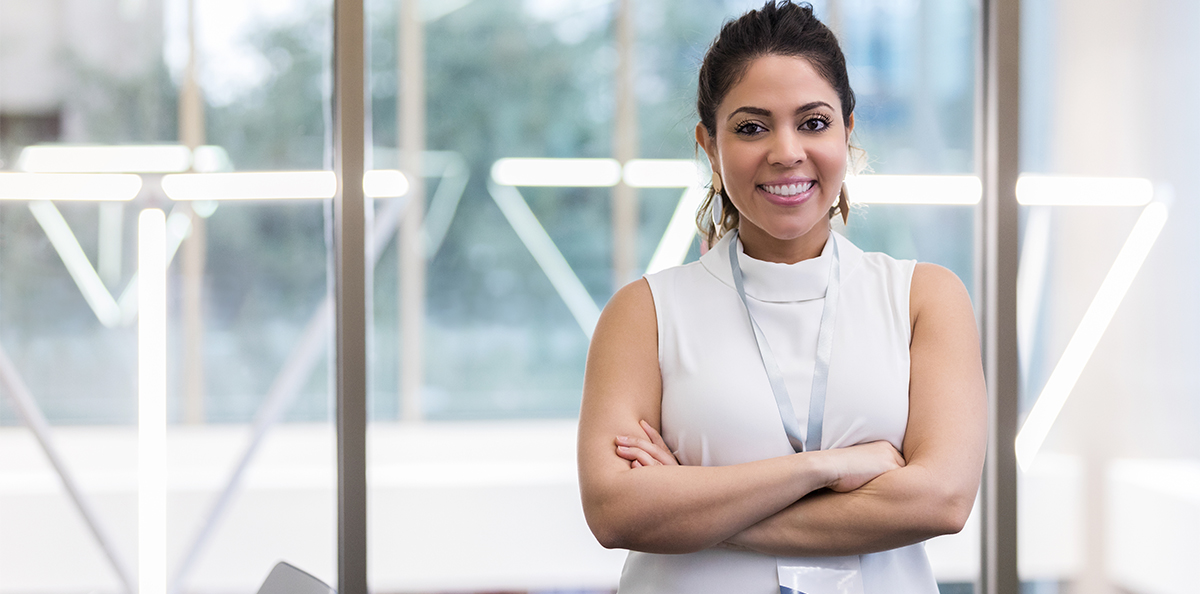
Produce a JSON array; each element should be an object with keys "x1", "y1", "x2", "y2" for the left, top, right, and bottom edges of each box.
[{"x1": 1, "y1": 0, "x2": 977, "y2": 425}]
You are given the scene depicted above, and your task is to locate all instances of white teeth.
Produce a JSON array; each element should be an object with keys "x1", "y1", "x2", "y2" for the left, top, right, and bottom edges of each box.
[{"x1": 762, "y1": 181, "x2": 814, "y2": 196}]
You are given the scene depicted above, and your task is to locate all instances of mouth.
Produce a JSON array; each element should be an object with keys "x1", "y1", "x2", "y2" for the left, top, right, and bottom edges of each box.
[{"x1": 758, "y1": 180, "x2": 816, "y2": 204}]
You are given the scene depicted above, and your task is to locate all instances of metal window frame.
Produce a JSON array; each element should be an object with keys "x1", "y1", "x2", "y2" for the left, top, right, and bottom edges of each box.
[
  {"x1": 333, "y1": 0, "x2": 368, "y2": 592},
  {"x1": 977, "y1": 0, "x2": 1020, "y2": 593}
]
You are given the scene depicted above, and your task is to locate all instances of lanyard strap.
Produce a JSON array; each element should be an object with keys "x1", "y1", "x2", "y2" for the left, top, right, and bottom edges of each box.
[{"x1": 728, "y1": 229, "x2": 841, "y2": 453}]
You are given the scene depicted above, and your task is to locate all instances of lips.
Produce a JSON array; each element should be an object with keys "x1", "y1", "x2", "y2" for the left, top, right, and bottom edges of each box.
[
  {"x1": 761, "y1": 181, "x2": 814, "y2": 196},
  {"x1": 758, "y1": 179, "x2": 816, "y2": 205}
]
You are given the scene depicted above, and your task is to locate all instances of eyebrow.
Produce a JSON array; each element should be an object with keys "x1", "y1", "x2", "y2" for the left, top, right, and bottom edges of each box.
[{"x1": 726, "y1": 101, "x2": 835, "y2": 122}]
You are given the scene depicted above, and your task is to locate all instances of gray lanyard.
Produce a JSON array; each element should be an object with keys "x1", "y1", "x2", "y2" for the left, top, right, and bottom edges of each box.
[{"x1": 728, "y1": 229, "x2": 841, "y2": 453}]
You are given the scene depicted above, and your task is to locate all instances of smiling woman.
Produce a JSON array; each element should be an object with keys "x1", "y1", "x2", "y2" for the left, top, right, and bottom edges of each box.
[{"x1": 576, "y1": 2, "x2": 987, "y2": 593}]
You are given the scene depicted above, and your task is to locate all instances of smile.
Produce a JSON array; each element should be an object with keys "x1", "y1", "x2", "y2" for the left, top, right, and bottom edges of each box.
[{"x1": 760, "y1": 181, "x2": 814, "y2": 196}]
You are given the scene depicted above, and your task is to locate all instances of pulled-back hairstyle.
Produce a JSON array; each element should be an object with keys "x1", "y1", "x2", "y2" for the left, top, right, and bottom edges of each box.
[{"x1": 696, "y1": 1, "x2": 856, "y2": 244}]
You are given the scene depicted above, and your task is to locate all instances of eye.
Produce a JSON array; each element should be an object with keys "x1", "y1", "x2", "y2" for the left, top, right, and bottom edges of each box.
[
  {"x1": 800, "y1": 115, "x2": 832, "y2": 132},
  {"x1": 734, "y1": 120, "x2": 767, "y2": 136}
]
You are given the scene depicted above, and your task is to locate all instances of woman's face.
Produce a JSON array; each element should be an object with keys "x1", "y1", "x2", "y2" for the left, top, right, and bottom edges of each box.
[{"x1": 698, "y1": 54, "x2": 853, "y2": 262}]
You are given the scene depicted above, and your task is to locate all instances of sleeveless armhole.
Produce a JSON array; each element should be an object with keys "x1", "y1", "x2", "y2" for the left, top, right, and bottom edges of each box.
[
  {"x1": 641, "y1": 273, "x2": 667, "y2": 370},
  {"x1": 901, "y1": 260, "x2": 917, "y2": 348}
]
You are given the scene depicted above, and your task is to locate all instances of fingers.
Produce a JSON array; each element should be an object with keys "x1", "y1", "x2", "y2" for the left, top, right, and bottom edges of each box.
[
  {"x1": 640, "y1": 420, "x2": 668, "y2": 449},
  {"x1": 616, "y1": 444, "x2": 661, "y2": 467},
  {"x1": 617, "y1": 432, "x2": 678, "y2": 466}
]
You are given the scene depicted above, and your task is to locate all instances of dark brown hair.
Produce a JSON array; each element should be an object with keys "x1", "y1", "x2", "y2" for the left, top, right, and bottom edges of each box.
[{"x1": 696, "y1": 1, "x2": 856, "y2": 244}]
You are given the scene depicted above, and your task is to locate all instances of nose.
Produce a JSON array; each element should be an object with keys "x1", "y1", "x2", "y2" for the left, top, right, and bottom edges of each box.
[{"x1": 768, "y1": 129, "x2": 807, "y2": 167}]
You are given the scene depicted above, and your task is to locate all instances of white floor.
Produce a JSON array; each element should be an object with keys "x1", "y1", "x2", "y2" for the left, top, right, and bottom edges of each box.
[{"x1": 0, "y1": 421, "x2": 1176, "y2": 593}]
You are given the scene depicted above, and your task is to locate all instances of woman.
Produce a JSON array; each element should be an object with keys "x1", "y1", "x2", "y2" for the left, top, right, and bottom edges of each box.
[{"x1": 577, "y1": 2, "x2": 986, "y2": 593}]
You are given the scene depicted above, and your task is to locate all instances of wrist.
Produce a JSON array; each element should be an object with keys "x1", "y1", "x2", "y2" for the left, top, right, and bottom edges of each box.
[{"x1": 796, "y1": 449, "x2": 839, "y2": 492}]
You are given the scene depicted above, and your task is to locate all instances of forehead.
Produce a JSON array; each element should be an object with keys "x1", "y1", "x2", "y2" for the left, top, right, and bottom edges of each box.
[{"x1": 719, "y1": 55, "x2": 842, "y2": 118}]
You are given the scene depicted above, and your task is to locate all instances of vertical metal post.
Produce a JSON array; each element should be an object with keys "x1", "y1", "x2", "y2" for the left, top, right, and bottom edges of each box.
[
  {"x1": 399, "y1": 0, "x2": 425, "y2": 422},
  {"x1": 334, "y1": 0, "x2": 368, "y2": 591},
  {"x1": 612, "y1": 0, "x2": 638, "y2": 286},
  {"x1": 180, "y1": 0, "x2": 207, "y2": 424},
  {"x1": 979, "y1": 0, "x2": 1020, "y2": 593}
]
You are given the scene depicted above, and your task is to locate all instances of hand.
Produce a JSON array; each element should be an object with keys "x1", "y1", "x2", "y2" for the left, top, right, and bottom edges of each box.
[
  {"x1": 818, "y1": 441, "x2": 905, "y2": 492},
  {"x1": 615, "y1": 420, "x2": 680, "y2": 468}
]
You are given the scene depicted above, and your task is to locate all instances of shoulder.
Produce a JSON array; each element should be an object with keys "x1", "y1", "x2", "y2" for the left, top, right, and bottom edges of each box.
[
  {"x1": 591, "y1": 278, "x2": 657, "y2": 351},
  {"x1": 908, "y1": 263, "x2": 974, "y2": 334}
]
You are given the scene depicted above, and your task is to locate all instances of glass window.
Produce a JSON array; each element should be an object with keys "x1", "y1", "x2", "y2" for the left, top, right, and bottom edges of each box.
[
  {"x1": 1016, "y1": 1, "x2": 1198, "y2": 593},
  {"x1": 0, "y1": 0, "x2": 337, "y2": 590}
]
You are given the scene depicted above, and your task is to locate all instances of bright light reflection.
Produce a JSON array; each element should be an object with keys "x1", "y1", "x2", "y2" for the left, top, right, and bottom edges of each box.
[
  {"x1": 1017, "y1": 175, "x2": 1154, "y2": 206},
  {"x1": 363, "y1": 169, "x2": 409, "y2": 197},
  {"x1": 19, "y1": 145, "x2": 191, "y2": 173},
  {"x1": 137, "y1": 209, "x2": 168, "y2": 594},
  {"x1": 623, "y1": 159, "x2": 701, "y2": 188},
  {"x1": 491, "y1": 158, "x2": 621, "y2": 187},
  {"x1": 845, "y1": 174, "x2": 982, "y2": 205},
  {"x1": 646, "y1": 185, "x2": 706, "y2": 274},
  {"x1": 0, "y1": 173, "x2": 141, "y2": 201},
  {"x1": 162, "y1": 171, "x2": 337, "y2": 200},
  {"x1": 1015, "y1": 201, "x2": 1169, "y2": 472}
]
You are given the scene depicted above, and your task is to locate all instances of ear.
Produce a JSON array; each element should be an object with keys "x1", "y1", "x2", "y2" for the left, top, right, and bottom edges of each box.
[
  {"x1": 696, "y1": 123, "x2": 719, "y2": 171},
  {"x1": 846, "y1": 112, "x2": 855, "y2": 140}
]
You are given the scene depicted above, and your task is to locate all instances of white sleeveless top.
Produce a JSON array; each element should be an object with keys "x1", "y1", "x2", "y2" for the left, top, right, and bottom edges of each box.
[{"x1": 619, "y1": 231, "x2": 938, "y2": 594}]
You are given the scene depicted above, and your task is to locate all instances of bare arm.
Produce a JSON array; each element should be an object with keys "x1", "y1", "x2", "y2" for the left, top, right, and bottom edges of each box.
[
  {"x1": 577, "y1": 279, "x2": 903, "y2": 554},
  {"x1": 724, "y1": 263, "x2": 987, "y2": 556}
]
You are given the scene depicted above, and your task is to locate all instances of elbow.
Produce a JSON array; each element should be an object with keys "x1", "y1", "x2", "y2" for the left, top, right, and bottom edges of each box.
[
  {"x1": 930, "y1": 485, "x2": 976, "y2": 536},
  {"x1": 581, "y1": 495, "x2": 635, "y2": 550},
  {"x1": 585, "y1": 512, "x2": 630, "y2": 550}
]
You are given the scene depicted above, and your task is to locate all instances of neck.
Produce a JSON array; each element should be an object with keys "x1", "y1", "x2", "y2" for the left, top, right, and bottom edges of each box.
[{"x1": 736, "y1": 224, "x2": 831, "y2": 264}]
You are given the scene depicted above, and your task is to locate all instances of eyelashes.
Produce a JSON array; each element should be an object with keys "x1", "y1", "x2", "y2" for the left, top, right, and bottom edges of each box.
[
  {"x1": 734, "y1": 120, "x2": 767, "y2": 135},
  {"x1": 732, "y1": 114, "x2": 833, "y2": 136}
]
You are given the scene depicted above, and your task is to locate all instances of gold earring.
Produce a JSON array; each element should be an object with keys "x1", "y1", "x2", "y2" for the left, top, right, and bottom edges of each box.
[{"x1": 712, "y1": 172, "x2": 723, "y2": 193}]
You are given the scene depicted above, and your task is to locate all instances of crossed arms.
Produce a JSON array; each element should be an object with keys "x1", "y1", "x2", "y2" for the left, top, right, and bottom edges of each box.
[{"x1": 576, "y1": 263, "x2": 986, "y2": 556}]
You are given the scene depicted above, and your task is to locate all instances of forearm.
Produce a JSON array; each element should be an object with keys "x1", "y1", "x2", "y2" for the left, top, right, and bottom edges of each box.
[
  {"x1": 728, "y1": 463, "x2": 974, "y2": 557},
  {"x1": 583, "y1": 452, "x2": 834, "y2": 554}
]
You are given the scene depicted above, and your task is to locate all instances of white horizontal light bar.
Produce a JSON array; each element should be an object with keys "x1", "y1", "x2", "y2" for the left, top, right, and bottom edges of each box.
[
  {"x1": 491, "y1": 158, "x2": 621, "y2": 187},
  {"x1": 162, "y1": 171, "x2": 410, "y2": 200},
  {"x1": 623, "y1": 159, "x2": 701, "y2": 188},
  {"x1": 162, "y1": 171, "x2": 337, "y2": 200},
  {"x1": 1017, "y1": 175, "x2": 1153, "y2": 206},
  {"x1": 19, "y1": 145, "x2": 191, "y2": 173},
  {"x1": 1015, "y1": 201, "x2": 1168, "y2": 472},
  {"x1": 363, "y1": 169, "x2": 409, "y2": 198},
  {"x1": 845, "y1": 174, "x2": 982, "y2": 205},
  {"x1": 0, "y1": 173, "x2": 142, "y2": 201}
]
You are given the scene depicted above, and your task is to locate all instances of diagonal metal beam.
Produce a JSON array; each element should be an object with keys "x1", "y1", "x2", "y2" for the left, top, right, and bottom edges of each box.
[
  {"x1": 30, "y1": 200, "x2": 195, "y2": 328},
  {"x1": 170, "y1": 194, "x2": 409, "y2": 592},
  {"x1": 0, "y1": 342, "x2": 135, "y2": 594},
  {"x1": 487, "y1": 181, "x2": 602, "y2": 339}
]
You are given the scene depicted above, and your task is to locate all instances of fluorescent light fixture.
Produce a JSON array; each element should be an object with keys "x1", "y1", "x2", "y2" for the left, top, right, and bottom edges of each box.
[
  {"x1": 1015, "y1": 201, "x2": 1168, "y2": 472},
  {"x1": 0, "y1": 173, "x2": 141, "y2": 201},
  {"x1": 844, "y1": 174, "x2": 982, "y2": 205},
  {"x1": 19, "y1": 144, "x2": 191, "y2": 173},
  {"x1": 192, "y1": 145, "x2": 234, "y2": 173},
  {"x1": 1017, "y1": 175, "x2": 1154, "y2": 206},
  {"x1": 162, "y1": 171, "x2": 337, "y2": 200},
  {"x1": 491, "y1": 158, "x2": 621, "y2": 187},
  {"x1": 27, "y1": 201, "x2": 122, "y2": 327},
  {"x1": 138, "y1": 208, "x2": 168, "y2": 594},
  {"x1": 646, "y1": 185, "x2": 706, "y2": 274},
  {"x1": 623, "y1": 159, "x2": 701, "y2": 188},
  {"x1": 363, "y1": 169, "x2": 409, "y2": 197}
]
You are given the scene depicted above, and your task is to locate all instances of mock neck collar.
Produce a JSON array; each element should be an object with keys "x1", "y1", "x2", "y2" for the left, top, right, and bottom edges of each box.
[{"x1": 700, "y1": 229, "x2": 861, "y2": 303}]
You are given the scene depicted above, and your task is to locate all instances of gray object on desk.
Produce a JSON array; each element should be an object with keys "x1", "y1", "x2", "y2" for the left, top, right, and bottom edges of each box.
[{"x1": 256, "y1": 561, "x2": 337, "y2": 594}]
